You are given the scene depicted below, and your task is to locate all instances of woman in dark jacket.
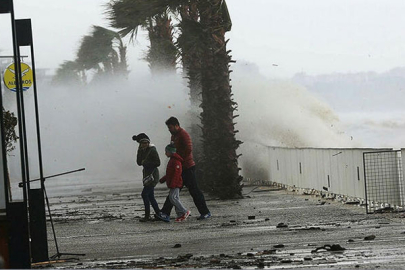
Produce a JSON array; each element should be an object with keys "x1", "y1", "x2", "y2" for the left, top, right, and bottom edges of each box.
[{"x1": 134, "y1": 133, "x2": 161, "y2": 222}]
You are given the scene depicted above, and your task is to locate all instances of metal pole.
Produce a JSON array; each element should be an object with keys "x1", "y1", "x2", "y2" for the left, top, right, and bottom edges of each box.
[
  {"x1": 9, "y1": 0, "x2": 29, "y2": 203},
  {"x1": 27, "y1": 21, "x2": 45, "y2": 191},
  {"x1": 363, "y1": 152, "x2": 369, "y2": 214},
  {"x1": 18, "y1": 168, "x2": 86, "y2": 187}
]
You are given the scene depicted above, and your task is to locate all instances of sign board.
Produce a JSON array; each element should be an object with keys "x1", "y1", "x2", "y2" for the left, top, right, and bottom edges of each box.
[{"x1": 3, "y1": 62, "x2": 33, "y2": 91}]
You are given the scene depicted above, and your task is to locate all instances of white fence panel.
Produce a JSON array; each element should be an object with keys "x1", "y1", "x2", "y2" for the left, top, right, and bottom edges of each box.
[{"x1": 268, "y1": 147, "x2": 391, "y2": 200}]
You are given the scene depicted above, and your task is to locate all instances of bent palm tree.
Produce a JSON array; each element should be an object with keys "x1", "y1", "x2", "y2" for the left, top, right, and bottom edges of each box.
[
  {"x1": 52, "y1": 60, "x2": 84, "y2": 85},
  {"x1": 107, "y1": 0, "x2": 178, "y2": 75},
  {"x1": 76, "y1": 26, "x2": 128, "y2": 80}
]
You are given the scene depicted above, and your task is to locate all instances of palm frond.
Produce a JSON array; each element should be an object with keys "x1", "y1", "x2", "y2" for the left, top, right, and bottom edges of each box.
[{"x1": 105, "y1": 0, "x2": 189, "y2": 40}]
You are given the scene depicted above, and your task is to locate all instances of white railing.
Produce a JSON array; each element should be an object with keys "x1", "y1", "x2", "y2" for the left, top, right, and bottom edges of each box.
[{"x1": 266, "y1": 146, "x2": 393, "y2": 199}]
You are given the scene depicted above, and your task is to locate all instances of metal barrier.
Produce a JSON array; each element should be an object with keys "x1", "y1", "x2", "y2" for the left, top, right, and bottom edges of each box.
[
  {"x1": 267, "y1": 147, "x2": 391, "y2": 199},
  {"x1": 363, "y1": 150, "x2": 405, "y2": 213}
]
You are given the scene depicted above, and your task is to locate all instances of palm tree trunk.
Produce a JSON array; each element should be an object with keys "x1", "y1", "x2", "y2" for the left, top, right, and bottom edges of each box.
[
  {"x1": 198, "y1": 0, "x2": 242, "y2": 199},
  {"x1": 147, "y1": 14, "x2": 177, "y2": 75},
  {"x1": 179, "y1": 4, "x2": 205, "y2": 187}
]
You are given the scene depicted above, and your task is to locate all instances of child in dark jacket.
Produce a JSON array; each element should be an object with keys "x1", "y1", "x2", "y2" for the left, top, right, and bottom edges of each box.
[{"x1": 159, "y1": 144, "x2": 190, "y2": 222}]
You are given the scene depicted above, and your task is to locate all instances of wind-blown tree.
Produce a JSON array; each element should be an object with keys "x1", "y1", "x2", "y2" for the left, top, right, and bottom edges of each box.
[
  {"x1": 107, "y1": 0, "x2": 177, "y2": 75},
  {"x1": 2, "y1": 108, "x2": 18, "y2": 200},
  {"x1": 76, "y1": 26, "x2": 128, "y2": 80},
  {"x1": 52, "y1": 60, "x2": 84, "y2": 85},
  {"x1": 53, "y1": 26, "x2": 128, "y2": 85}
]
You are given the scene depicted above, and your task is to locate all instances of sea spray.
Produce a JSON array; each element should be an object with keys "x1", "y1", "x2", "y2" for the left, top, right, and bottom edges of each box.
[
  {"x1": 5, "y1": 73, "x2": 190, "y2": 197},
  {"x1": 231, "y1": 62, "x2": 358, "y2": 181}
]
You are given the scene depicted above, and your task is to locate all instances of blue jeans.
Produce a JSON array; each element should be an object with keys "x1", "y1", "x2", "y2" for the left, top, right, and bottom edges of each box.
[
  {"x1": 161, "y1": 166, "x2": 209, "y2": 216},
  {"x1": 141, "y1": 186, "x2": 160, "y2": 217}
]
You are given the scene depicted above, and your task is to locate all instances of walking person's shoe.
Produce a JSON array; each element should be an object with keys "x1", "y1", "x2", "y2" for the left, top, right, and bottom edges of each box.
[
  {"x1": 156, "y1": 213, "x2": 170, "y2": 222},
  {"x1": 151, "y1": 213, "x2": 162, "y2": 221},
  {"x1": 139, "y1": 216, "x2": 150, "y2": 222},
  {"x1": 197, "y1": 212, "x2": 211, "y2": 220},
  {"x1": 175, "y1": 210, "x2": 191, "y2": 222}
]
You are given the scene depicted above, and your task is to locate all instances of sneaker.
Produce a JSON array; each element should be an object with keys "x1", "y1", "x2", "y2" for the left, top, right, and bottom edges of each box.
[
  {"x1": 156, "y1": 213, "x2": 170, "y2": 223},
  {"x1": 175, "y1": 210, "x2": 191, "y2": 222},
  {"x1": 197, "y1": 212, "x2": 211, "y2": 220}
]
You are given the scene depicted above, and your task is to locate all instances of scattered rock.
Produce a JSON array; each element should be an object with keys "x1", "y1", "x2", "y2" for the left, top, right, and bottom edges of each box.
[
  {"x1": 273, "y1": 244, "x2": 285, "y2": 248},
  {"x1": 248, "y1": 216, "x2": 255, "y2": 220},
  {"x1": 210, "y1": 258, "x2": 221, "y2": 264},
  {"x1": 347, "y1": 239, "x2": 355, "y2": 243},
  {"x1": 295, "y1": 226, "x2": 321, "y2": 231},
  {"x1": 221, "y1": 223, "x2": 236, "y2": 227},
  {"x1": 246, "y1": 253, "x2": 255, "y2": 257},
  {"x1": 329, "y1": 244, "x2": 346, "y2": 251},
  {"x1": 281, "y1": 259, "x2": 292, "y2": 263},
  {"x1": 265, "y1": 218, "x2": 270, "y2": 221},
  {"x1": 304, "y1": 257, "x2": 312, "y2": 261},
  {"x1": 364, "y1": 235, "x2": 376, "y2": 241},
  {"x1": 375, "y1": 207, "x2": 394, "y2": 213},
  {"x1": 311, "y1": 244, "x2": 345, "y2": 253},
  {"x1": 345, "y1": 201, "x2": 360, "y2": 205},
  {"x1": 261, "y1": 249, "x2": 276, "y2": 255},
  {"x1": 173, "y1": 244, "x2": 182, "y2": 248},
  {"x1": 257, "y1": 261, "x2": 265, "y2": 268},
  {"x1": 177, "y1": 254, "x2": 193, "y2": 260},
  {"x1": 277, "y1": 223, "x2": 288, "y2": 228}
]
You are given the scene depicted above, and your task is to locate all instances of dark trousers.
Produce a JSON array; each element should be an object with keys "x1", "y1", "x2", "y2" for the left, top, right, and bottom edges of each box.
[
  {"x1": 161, "y1": 166, "x2": 210, "y2": 216},
  {"x1": 141, "y1": 186, "x2": 160, "y2": 217}
]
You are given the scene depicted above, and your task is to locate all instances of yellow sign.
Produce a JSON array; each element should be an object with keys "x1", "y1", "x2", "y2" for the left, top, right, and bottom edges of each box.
[{"x1": 3, "y1": 62, "x2": 33, "y2": 91}]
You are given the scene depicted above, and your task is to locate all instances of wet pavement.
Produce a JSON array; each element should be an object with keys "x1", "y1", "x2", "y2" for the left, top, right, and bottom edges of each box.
[{"x1": 36, "y1": 181, "x2": 405, "y2": 269}]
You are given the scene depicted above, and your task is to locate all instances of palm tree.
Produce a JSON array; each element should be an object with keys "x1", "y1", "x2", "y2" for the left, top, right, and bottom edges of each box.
[
  {"x1": 52, "y1": 60, "x2": 84, "y2": 85},
  {"x1": 107, "y1": 0, "x2": 178, "y2": 75},
  {"x1": 76, "y1": 26, "x2": 128, "y2": 79},
  {"x1": 196, "y1": 0, "x2": 242, "y2": 199}
]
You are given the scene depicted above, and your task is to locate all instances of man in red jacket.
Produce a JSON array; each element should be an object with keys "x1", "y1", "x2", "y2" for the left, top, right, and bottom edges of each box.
[{"x1": 158, "y1": 117, "x2": 211, "y2": 222}]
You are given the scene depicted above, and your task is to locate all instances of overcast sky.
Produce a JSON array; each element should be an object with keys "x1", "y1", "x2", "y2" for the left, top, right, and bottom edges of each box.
[{"x1": 1, "y1": 0, "x2": 405, "y2": 78}]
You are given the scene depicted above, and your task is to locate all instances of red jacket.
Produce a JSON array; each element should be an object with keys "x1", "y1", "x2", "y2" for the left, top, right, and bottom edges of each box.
[
  {"x1": 171, "y1": 128, "x2": 195, "y2": 169},
  {"x1": 160, "y1": 153, "x2": 183, "y2": 188}
]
